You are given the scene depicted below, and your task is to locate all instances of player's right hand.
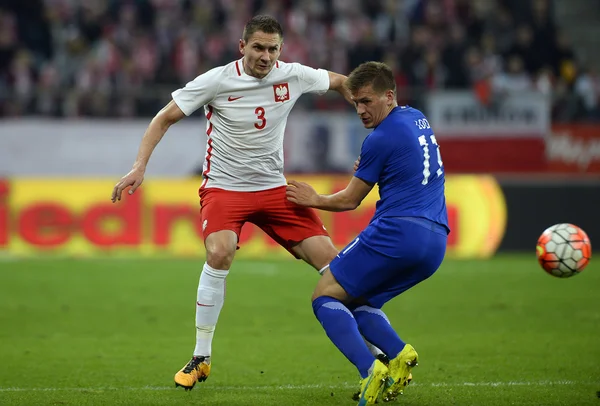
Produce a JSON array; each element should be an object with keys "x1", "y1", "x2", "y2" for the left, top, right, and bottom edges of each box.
[
  {"x1": 111, "y1": 168, "x2": 145, "y2": 203},
  {"x1": 353, "y1": 156, "x2": 361, "y2": 172}
]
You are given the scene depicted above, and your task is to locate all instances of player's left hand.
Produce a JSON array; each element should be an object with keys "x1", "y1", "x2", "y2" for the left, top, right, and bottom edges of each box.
[{"x1": 286, "y1": 180, "x2": 319, "y2": 207}]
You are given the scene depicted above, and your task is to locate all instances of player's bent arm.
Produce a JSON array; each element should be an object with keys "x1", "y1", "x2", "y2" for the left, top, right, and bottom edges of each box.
[
  {"x1": 287, "y1": 177, "x2": 374, "y2": 212},
  {"x1": 327, "y1": 71, "x2": 353, "y2": 105},
  {"x1": 132, "y1": 100, "x2": 185, "y2": 171},
  {"x1": 314, "y1": 176, "x2": 374, "y2": 211}
]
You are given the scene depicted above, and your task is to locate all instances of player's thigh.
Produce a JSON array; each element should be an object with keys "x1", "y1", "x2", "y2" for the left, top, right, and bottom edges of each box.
[
  {"x1": 253, "y1": 186, "x2": 330, "y2": 265},
  {"x1": 200, "y1": 188, "x2": 255, "y2": 267},
  {"x1": 328, "y1": 237, "x2": 397, "y2": 302},
  {"x1": 367, "y1": 230, "x2": 447, "y2": 308},
  {"x1": 200, "y1": 187, "x2": 255, "y2": 238},
  {"x1": 292, "y1": 235, "x2": 338, "y2": 271}
]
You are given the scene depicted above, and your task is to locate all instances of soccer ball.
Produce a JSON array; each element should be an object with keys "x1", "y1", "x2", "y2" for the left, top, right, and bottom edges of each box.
[{"x1": 536, "y1": 223, "x2": 592, "y2": 278}]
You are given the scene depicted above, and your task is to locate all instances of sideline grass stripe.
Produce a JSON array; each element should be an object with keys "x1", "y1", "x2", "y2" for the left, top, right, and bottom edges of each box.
[{"x1": 0, "y1": 380, "x2": 595, "y2": 392}]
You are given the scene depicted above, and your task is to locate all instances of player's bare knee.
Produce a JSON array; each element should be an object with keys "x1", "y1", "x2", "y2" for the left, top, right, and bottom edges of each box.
[
  {"x1": 311, "y1": 285, "x2": 343, "y2": 302},
  {"x1": 312, "y1": 270, "x2": 348, "y2": 302},
  {"x1": 205, "y1": 248, "x2": 235, "y2": 269},
  {"x1": 205, "y1": 238, "x2": 236, "y2": 269},
  {"x1": 204, "y1": 231, "x2": 237, "y2": 269},
  {"x1": 311, "y1": 289, "x2": 325, "y2": 302}
]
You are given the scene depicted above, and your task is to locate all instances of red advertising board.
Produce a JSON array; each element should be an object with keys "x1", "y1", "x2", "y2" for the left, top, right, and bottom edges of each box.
[
  {"x1": 547, "y1": 124, "x2": 600, "y2": 173},
  {"x1": 438, "y1": 125, "x2": 600, "y2": 175},
  {"x1": 440, "y1": 137, "x2": 546, "y2": 173}
]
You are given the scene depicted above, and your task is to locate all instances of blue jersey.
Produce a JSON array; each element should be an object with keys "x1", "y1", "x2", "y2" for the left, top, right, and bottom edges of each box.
[{"x1": 354, "y1": 106, "x2": 449, "y2": 233}]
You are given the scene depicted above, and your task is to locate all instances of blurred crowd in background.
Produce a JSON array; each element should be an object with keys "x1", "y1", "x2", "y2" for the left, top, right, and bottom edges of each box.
[{"x1": 0, "y1": 0, "x2": 598, "y2": 120}]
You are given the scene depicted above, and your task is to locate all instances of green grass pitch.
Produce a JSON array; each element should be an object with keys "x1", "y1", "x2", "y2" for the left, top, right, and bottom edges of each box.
[{"x1": 0, "y1": 255, "x2": 598, "y2": 405}]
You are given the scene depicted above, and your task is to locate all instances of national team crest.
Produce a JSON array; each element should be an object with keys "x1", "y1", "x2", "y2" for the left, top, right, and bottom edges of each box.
[{"x1": 273, "y1": 83, "x2": 290, "y2": 102}]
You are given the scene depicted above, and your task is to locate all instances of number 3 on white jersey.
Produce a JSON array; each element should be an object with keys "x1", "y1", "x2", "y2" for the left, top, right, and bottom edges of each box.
[{"x1": 418, "y1": 135, "x2": 443, "y2": 185}]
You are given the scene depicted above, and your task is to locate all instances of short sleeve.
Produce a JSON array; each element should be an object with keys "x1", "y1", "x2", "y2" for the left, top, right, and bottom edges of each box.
[
  {"x1": 354, "y1": 132, "x2": 390, "y2": 184},
  {"x1": 171, "y1": 66, "x2": 224, "y2": 116},
  {"x1": 294, "y1": 63, "x2": 330, "y2": 95}
]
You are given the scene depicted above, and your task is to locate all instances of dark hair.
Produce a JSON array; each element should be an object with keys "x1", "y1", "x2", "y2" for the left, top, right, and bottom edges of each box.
[
  {"x1": 346, "y1": 62, "x2": 396, "y2": 95},
  {"x1": 243, "y1": 15, "x2": 284, "y2": 42}
]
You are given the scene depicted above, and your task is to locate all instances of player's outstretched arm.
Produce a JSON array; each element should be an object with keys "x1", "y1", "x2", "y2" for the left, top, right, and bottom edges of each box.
[
  {"x1": 328, "y1": 71, "x2": 353, "y2": 105},
  {"x1": 111, "y1": 100, "x2": 185, "y2": 202},
  {"x1": 286, "y1": 177, "x2": 374, "y2": 212}
]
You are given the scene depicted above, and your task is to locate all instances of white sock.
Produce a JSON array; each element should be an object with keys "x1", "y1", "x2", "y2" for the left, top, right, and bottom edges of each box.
[
  {"x1": 193, "y1": 263, "x2": 229, "y2": 358},
  {"x1": 364, "y1": 337, "x2": 384, "y2": 357}
]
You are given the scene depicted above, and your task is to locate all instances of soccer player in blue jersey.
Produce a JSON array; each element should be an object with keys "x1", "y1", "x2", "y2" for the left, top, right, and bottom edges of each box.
[{"x1": 286, "y1": 61, "x2": 449, "y2": 405}]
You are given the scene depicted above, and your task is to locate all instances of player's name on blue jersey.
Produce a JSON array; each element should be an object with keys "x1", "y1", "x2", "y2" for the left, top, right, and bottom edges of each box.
[{"x1": 354, "y1": 106, "x2": 449, "y2": 234}]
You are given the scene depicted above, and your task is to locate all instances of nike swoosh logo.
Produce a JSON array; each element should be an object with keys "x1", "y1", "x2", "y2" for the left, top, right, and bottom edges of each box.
[
  {"x1": 228, "y1": 96, "x2": 243, "y2": 101},
  {"x1": 197, "y1": 302, "x2": 215, "y2": 307}
]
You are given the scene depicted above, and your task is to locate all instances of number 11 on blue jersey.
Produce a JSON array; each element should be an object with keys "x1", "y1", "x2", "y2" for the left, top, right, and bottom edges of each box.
[{"x1": 418, "y1": 134, "x2": 443, "y2": 186}]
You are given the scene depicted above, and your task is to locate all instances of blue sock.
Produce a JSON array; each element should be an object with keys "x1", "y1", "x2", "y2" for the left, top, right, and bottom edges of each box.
[
  {"x1": 312, "y1": 296, "x2": 375, "y2": 378},
  {"x1": 352, "y1": 305, "x2": 406, "y2": 359}
]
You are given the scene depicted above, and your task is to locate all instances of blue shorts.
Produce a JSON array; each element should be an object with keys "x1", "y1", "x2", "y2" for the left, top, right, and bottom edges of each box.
[{"x1": 329, "y1": 217, "x2": 447, "y2": 309}]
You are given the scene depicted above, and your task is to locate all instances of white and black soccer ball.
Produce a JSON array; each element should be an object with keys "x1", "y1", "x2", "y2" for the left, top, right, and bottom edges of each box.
[{"x1": 536, "y1": 223, "x2": 592, "y2": 278}]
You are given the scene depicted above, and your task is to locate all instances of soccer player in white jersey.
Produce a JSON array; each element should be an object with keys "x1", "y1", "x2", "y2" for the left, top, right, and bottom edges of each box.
[{"x1": 111, "y1": 15, "x2": 357, "y2": 391}]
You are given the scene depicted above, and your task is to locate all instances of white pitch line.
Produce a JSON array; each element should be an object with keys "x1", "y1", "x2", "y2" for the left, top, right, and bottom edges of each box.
[{"x1": 0, "y1": 380, "x2": 594, "y2": 392}]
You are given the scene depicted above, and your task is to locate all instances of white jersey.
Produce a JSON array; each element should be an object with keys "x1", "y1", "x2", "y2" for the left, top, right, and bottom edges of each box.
[{"x1": 171, "y1": 58, "x2": 330, "y2": 191}]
